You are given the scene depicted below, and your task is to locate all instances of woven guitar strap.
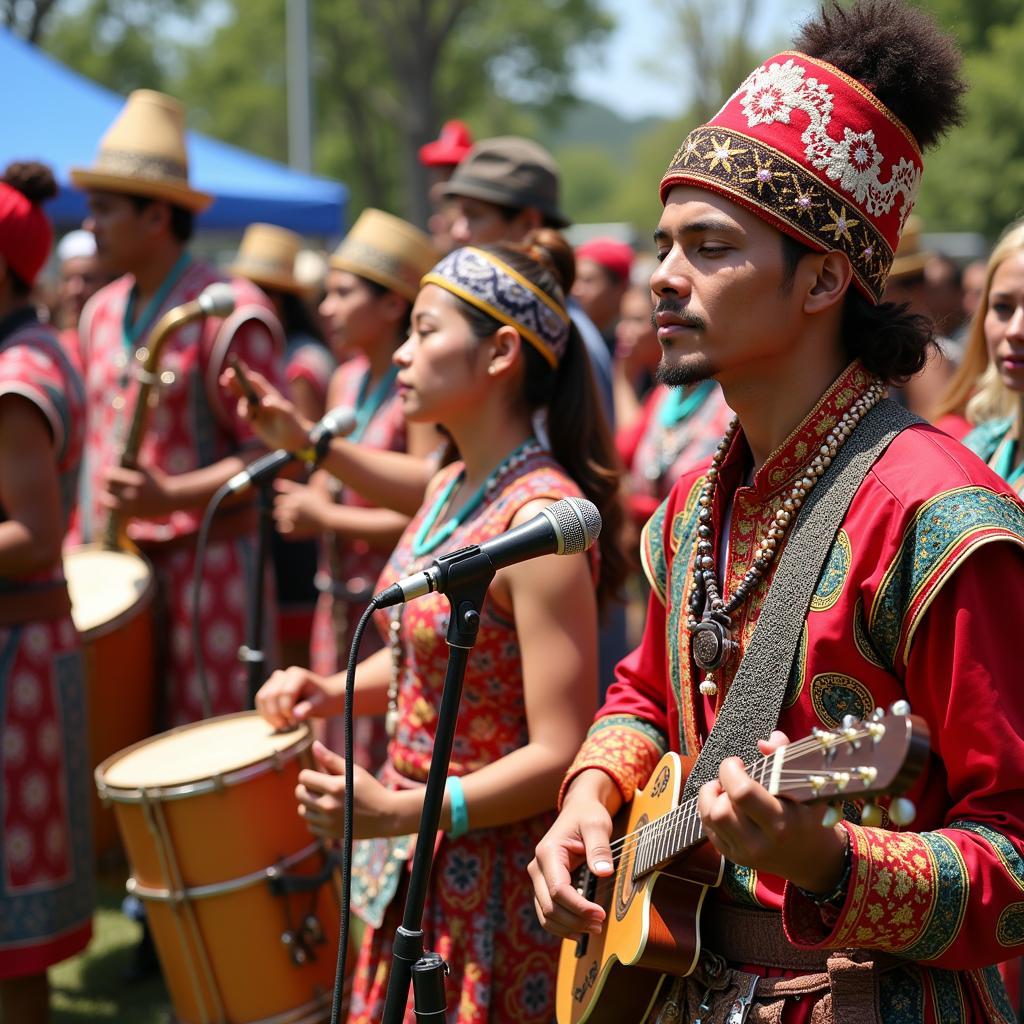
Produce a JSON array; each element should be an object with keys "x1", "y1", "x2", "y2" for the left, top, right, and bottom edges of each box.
[{"x1": 682, "y1": 397, "x2": 920, "y2": 800}]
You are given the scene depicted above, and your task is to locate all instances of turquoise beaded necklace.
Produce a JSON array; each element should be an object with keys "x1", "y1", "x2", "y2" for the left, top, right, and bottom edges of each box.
[
  {"x1": 121, "y1": 251, "x2": 193, "y2": 352},
  {"x1": 411, "y1": 437, "x2": 540, "y2": 557},
  {"x1": 657, "y1": 379, "x2": 716, "y2": 428}
]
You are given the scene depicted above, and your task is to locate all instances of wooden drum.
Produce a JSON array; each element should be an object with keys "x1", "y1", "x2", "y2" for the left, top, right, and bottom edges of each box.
[
  {"x1": 65, "y1": 543, "x2": 157, "y2": 861},
  {"x1": 95, "y1": 712, "x2": 341, "y2": 1024}
]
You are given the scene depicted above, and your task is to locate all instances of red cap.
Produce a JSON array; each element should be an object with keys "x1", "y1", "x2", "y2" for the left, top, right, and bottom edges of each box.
[
  {"x1": 419, "y1": 120, "x2": 474, "y2": 168},
  {"x1": 0, "y1": 181, "x2": 52, "y2": 287},
  {"x1": 576, "y1": 237, "x2": 634, "y2": 281}
]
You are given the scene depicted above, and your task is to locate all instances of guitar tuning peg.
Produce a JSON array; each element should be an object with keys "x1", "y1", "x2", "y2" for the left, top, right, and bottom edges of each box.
[
  {"x1": 821, "y1": 803, "x2": 843, "y2": 828},
  {"x1": 861, "y1": 803, "x2": 884, "y2": 827},
  {"x1": 841, "y1": 714, "x2": 857, "y2": 730},
  {"x1": 889, "y1": 798, "x2": 917, "y2": 826},
  {"x1": 889, "y1": 700, "x2": 911, "y2": 717},
  {"x1": 870, "y1": 706, "x2": 884, "y2": 722}
]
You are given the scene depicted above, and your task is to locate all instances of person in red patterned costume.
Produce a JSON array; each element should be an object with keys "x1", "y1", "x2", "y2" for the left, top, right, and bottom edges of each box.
[
  {"x1": 70, "y1": 90, "x2": 285, "y2": 726},
  {"x1": 529, "y1": 3, "x2": 1024, "y2": 1021},
  {"x1": 0, "y1": 162, "x2": 92, "y2": 1022},
  {"x1": 254, "y1": 230, "x2": 629, "y2": 1022}
]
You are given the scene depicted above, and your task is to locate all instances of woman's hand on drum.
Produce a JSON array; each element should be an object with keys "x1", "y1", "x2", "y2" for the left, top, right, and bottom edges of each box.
[
  {"x1": 100, "y1": 464, "x2": 178, "y2": 518},
  {"x1": 273, "y1": 478, "x2": 331, "y2": 538},
  {"x1": 255, "y1": 666, "x2": 342, "y2": 729},
  {"x1": 220, "y1": 363, "x2": 313, "y2": 453},
  {"x1": 296, "y1": 741, "x2": 416, "y2": 840}
]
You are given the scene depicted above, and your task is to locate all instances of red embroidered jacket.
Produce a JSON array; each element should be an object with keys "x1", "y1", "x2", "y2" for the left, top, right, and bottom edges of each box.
[{"x1": 564, "y1": 362, "x2": 1024, "y2": 1021}]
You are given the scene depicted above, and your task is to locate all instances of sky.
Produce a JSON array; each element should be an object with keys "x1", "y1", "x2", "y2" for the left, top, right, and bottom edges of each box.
[{"x1": 573, "y1": 0, "x2": 819, "y2": 120}]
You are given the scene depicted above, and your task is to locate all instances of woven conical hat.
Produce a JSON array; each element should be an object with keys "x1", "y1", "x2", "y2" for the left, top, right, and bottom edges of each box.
[{"x1": 71, "y1": 90, "x2": 212, "y2": 212}]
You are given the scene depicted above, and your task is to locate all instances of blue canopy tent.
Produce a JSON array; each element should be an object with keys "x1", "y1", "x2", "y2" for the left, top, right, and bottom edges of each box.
[{"x1": 1, "y1": 28, "x2": 347, "y2": 235}]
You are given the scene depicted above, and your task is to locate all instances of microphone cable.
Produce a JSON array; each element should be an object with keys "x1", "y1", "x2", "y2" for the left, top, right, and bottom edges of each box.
[
  {"x1": 190, "y1": 479, "x2": 233, "y2": 720},
  {"x1": 330, "y1": 595, "x2": 383, "y2": 1024}
]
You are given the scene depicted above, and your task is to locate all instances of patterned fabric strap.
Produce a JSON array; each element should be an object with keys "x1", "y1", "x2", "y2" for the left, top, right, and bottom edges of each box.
[
  {"x1": 422, "y1": 246, "x2": 570, "y2": 368},
  {"x1": 683, "y1": 397, "x2": 921, "y2": 799}
]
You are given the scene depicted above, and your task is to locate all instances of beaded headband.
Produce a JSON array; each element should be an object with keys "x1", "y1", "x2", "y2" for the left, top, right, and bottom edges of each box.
[
  {"x1": 421, "y1": 246, "x2": 570, "y2": 368},
  {"x1": 660, "y1": 52, "x2": 924, "y2": 303}
]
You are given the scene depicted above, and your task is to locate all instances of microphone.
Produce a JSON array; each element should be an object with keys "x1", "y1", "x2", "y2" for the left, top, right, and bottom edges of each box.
[
  {"x1": 374, "y1": 496, "x2": 601, "y2": 608},
  {"x1": 225, "y1": 406, "x2": 357, "y2": 494}
]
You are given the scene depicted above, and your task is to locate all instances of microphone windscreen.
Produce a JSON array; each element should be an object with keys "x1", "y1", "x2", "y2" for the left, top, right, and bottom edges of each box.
[
  {"x1": 548, "y1": 496, "x2": 602, "y2": 555},
  {"x1": 197, "y1": 282, "x2": 237, "y2": 318}
]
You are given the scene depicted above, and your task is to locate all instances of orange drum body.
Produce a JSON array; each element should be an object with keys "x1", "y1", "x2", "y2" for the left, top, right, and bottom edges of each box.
[
  {"x1": 65, "y1": 544, "x2": 157, "y2": 862},
  {"x1": 96, "y1": 712, "x2": 341, "y2": 1024}
]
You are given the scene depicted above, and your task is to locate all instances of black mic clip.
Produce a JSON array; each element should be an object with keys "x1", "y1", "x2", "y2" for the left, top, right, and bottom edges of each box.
[{"x1": 432, "y1": 546, "x2": 494, "y2": 647}]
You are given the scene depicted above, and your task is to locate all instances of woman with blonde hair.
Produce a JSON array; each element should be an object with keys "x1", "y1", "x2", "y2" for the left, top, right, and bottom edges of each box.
[{"x1": 935, "y1": 220, "x2": 1024, "y2": 490}]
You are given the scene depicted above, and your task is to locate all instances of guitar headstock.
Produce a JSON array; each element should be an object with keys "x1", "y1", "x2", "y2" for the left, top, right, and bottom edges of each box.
[{"x1": 771, "y1": 702, "x2": 931, "y2": 826}]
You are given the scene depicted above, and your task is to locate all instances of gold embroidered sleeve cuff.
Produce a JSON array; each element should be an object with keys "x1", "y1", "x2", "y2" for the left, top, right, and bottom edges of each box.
[{"x1": 558, "y1": 716, "x2": 668, "y2": 810}]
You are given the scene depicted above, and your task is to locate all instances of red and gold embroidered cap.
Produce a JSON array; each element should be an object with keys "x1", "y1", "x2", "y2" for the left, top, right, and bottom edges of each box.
[{"x1": 660, "y1": 52, "x2": 924, "y2": 303}]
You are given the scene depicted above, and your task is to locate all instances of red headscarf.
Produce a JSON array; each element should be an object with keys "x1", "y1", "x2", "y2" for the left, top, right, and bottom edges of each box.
[{"x1": 0, "y1": 180, "x2": 53, "y2": 287}]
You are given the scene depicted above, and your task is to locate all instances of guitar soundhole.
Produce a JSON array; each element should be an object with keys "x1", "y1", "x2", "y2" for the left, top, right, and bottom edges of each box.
[{"x1": 614, "y1": 813, "x2": 647, "y2": 921}]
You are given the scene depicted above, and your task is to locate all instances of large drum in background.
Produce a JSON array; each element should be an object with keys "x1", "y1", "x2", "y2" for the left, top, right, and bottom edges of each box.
[
  {"x1": 65, "y1": 543, "x2": 156, "y2": 863},
  {"x1": 95, "y1": 712, "x2": 341, "y2": 1024}
]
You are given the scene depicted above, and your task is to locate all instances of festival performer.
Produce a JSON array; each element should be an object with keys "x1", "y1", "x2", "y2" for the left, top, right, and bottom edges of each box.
[
  {"x1": 71, "y1": 89, "x2": 285, "y2": 725},
  {"x1": 529, "y1": 3, "x2": 1024, "y2": 1021},
  {"x1": 253, "y1": 231, "x2": 628, "y2": 1022},
  {"x1": 230, "y1": 222, "x2": 334, "y2": 667},
  {"x1": 0, "y1": 162, "x2": 92, "y2": 1022},
  {"x1": 941, "y1": 220, "x2": 1024, "y2": 495},
  {"x1": 266, "y1": 210, "x2": 439, "y2": 762},
  {"x1": 572, "y1": 236, "x2": 634, "y2": 352}
]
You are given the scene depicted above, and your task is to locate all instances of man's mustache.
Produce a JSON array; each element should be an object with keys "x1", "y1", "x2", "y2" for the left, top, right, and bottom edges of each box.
[{"x1": 650, "y1": 300, "x2": 706, "y2": 332}]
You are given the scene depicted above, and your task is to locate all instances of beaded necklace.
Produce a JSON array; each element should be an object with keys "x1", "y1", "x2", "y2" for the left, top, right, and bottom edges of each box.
[
  {"x1": 385, "y1": 436, "x2": 546, "y2": 735},
  {"x1": 993, "y1": 433, "x2": 1024, "y2": 488},
  {"x1": 350, "y1": 364, "x2": 399, "y2": 443},
  {"x1": 687, "y1": 380, "x2": 885, "y2": 697}
]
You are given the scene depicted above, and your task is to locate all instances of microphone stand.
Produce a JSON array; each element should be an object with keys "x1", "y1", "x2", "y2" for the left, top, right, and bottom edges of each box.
[
  {"x1": 241, "y1": 478, "x2": 274, "y2": 707},
  {"x1": 380, "y1": 546, "x2": 496, "y2": 1023}
]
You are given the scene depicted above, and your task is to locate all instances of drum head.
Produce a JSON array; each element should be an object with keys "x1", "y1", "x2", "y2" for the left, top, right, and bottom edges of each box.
[
  {"x1": 65, "y1": 545, "x2": 153, "y2": 636},
  {"x1": 100, "y1": 712, "x2": 308, "y2": 792}
]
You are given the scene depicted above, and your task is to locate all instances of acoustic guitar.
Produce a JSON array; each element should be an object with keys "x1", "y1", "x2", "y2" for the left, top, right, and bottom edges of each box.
[{"x1": 555, "y1": 704, "x2": 931, "y2": 1024}]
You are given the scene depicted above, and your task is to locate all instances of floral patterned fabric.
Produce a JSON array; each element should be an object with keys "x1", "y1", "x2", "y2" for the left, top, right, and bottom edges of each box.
[
  {"x1": 311, "y1": 356, "x2": 407, "y2": 766},
  {"x1": 76, "y1": 260, "x2": 286, "y2": 724},
  {"x1": 348, "y1": 449, "x2": 584, "y2": 1023},
  {"x1": 567, "y1": 361, "x2": 1024, "y2": 1022},
  {"x1": 0, "y1": 315, "x2": 94, "y2": 978}
]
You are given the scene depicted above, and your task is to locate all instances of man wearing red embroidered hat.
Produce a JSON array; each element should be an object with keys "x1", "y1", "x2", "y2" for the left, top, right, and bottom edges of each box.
[
  {"x1": 531, "y1": 3, "x2": 1024, "y2": 1020},
  {"x1": 0, "y1": 162, "x2": 92, "y2": 1022},
  {"x1": 573, "y1": 236, "x2": 634, "y2": 350}
]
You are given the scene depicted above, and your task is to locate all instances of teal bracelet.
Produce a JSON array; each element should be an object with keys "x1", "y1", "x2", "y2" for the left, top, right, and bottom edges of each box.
[{"x1": 445, "y1": 776, "x2": 469, "y2": 839}]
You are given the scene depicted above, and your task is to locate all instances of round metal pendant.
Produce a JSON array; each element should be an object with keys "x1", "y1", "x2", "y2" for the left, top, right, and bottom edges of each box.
[{"x1": 691, "y1": 619, "x2": 731, "y2": 672}]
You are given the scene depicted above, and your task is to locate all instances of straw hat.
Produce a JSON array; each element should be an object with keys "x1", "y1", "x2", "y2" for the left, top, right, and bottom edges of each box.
[
  {"x1": 887, "y1": 216, "x2": 932, "y2": 280},
  {"x1": 329, "y1": 209, "x2": 438, "y2": 302},
  {"x1": 229, "y1": 223, "x2": 304, "y2": 294},
  {"x1": 70, "y1": 90, "x2": 212, "y2": 212}
]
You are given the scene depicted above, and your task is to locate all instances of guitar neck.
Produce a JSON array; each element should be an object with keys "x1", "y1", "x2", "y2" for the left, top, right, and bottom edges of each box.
[{"x1": 632, "y1": 751, "x2": 771, "y2": 879}]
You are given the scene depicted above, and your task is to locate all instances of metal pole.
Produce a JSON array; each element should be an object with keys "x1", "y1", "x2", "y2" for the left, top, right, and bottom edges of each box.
[{"x1": 286, "y1": 0, "x2": 313, "y2": 172}]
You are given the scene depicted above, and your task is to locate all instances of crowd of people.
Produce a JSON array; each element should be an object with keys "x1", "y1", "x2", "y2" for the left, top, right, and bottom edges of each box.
[{"x1": 3, "y1": 1, "x2": 1024, "y2": 1022}]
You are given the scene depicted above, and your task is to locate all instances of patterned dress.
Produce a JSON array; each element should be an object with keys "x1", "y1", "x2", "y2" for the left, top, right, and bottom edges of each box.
[
  {"x1": 348, "y1": 450, "x2": 584, "y2": 1023},
  {"x1": 622, "y1": 381, "x2": 733, "y2": 525},
  {"x1": 273, "y1": 333, "x2": 335, "y2": 660},
  {"x1": 311, "y1": 357, "x2": 406, "y2": 765},
  {"x1": 77, "y1": 260, "x2": 285, "y2": 725},
  {"x1": 0, "y1": 311, "x2": 93, "y2": 978},
  {"x1": 963, "y1": 416, "x2": 1024, "y2": 498},
  {"x1": 567, "y1": 361, "x2": 1024, "y2": 1022}
]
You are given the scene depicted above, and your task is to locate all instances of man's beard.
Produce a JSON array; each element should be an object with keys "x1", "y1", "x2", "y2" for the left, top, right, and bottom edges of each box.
[{"x1": 654, "y1": 352, "x2": 717, "y2": 388}]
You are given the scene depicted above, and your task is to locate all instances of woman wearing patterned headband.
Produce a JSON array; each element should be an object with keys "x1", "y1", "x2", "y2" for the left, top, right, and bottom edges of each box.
[
  {"x1": 0, "y1": 162, "x2": 92, "y2": 1021},
  {"x1": 531, "y1": 3, "x2": 1024, "y2": 1022},
  {"x1": 937, "y1": 221, "x2": 1024, "y2": 498},
  {"x1": 254, "y1": 229, "x2": 628, "y2": 1022}
]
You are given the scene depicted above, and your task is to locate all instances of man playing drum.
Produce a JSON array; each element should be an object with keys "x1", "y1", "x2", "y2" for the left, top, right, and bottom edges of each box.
[{"x1": 71, "y1": 90, "x2": 286, "y2": 727}]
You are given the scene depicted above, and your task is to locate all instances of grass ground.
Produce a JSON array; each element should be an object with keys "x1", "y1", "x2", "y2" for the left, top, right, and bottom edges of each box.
[{"x1": 47, "y1": 876, "x2": 170, "y2": 1024}]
